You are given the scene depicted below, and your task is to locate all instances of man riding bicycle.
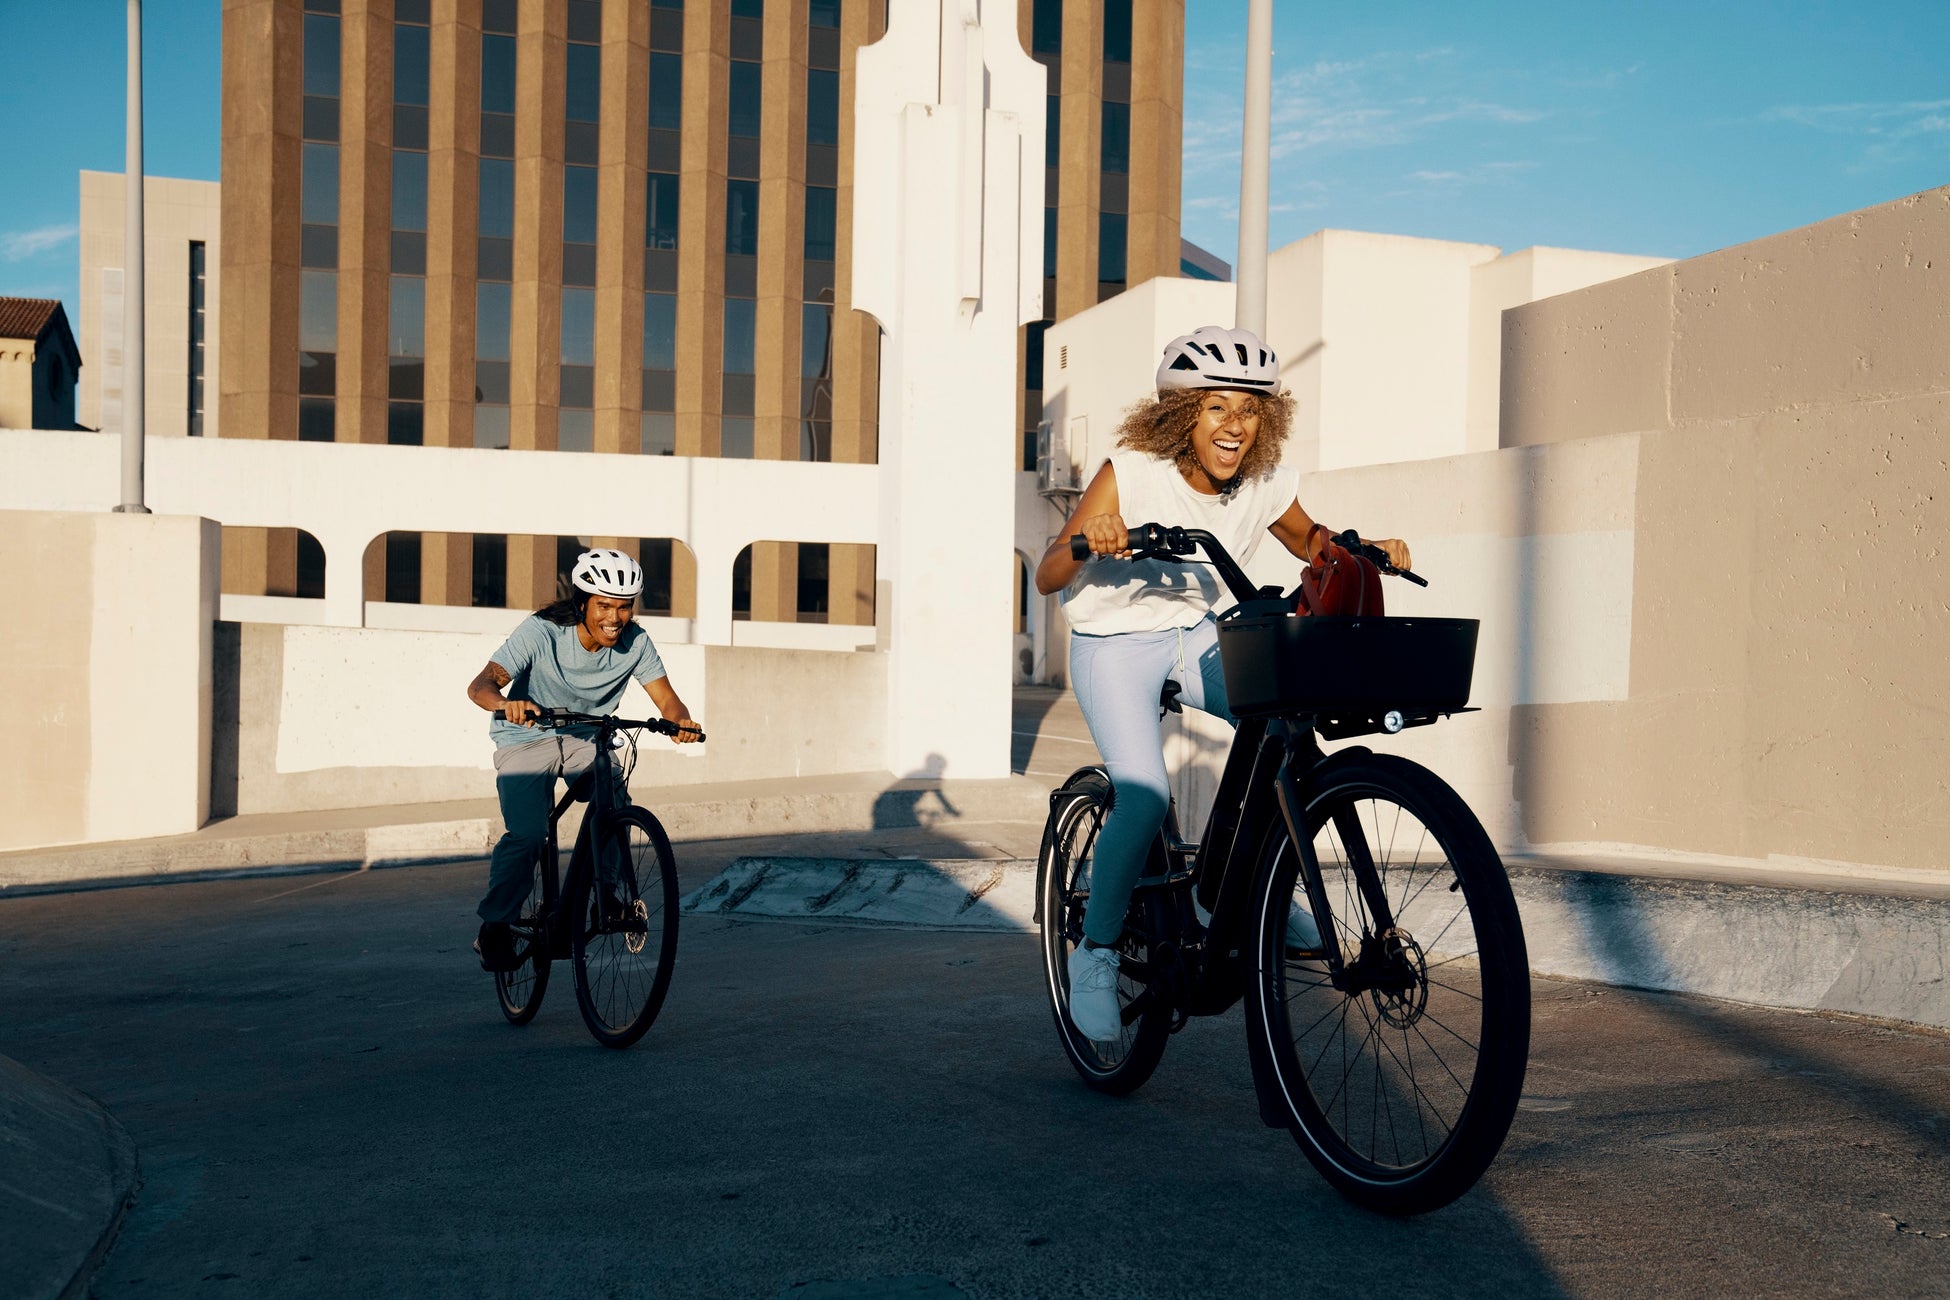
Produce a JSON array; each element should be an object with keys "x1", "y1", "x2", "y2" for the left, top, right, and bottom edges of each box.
[{"x1": 464, "y1": 547, "x2": 702, "y2": 971}]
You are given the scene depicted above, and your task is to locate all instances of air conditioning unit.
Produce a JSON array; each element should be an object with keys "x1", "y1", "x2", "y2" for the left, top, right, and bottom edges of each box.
[{"x1": 1036, "y1": 419, "x2": 1077, "y2": 501}]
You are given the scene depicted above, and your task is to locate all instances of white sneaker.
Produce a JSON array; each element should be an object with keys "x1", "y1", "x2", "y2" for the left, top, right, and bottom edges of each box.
[
  {"x1": 1285, "y1": 904, "x2": 1322, "y2": 952},
  {"x1": 1067, "y1": 943, "x2": 1124, "y2": 1041}
]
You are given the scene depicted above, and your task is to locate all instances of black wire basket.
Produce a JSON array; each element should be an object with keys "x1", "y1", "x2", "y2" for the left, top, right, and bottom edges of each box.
[{"x1": 1216, "y1": 612, "x2": 1480, "y2": 721}]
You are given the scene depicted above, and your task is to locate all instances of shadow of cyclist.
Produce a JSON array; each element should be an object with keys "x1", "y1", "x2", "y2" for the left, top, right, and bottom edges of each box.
[{"x1": 872, "y1": 752, "x2": 962, "y2": 830}]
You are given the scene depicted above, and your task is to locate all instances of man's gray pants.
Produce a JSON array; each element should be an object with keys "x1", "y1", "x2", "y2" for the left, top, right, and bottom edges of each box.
[{"x1": 479, "y1": 733, "x2": 627, "y2": 924}]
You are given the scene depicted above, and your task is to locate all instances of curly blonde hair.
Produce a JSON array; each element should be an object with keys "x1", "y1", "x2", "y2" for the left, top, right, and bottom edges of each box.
[{"x1": 1113, "y1": 386, "x2": 1295, "y2": 492}]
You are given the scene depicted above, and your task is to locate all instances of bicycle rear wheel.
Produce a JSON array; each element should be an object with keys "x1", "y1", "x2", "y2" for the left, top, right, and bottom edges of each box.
[
  {"x1": 571, "y1": 806, "x2": 680, "y2": 1049},
  {"x1": 1247, "y1": 752, "x2": 1530, "y2": 1214},
  {"x1": 494, "y1": 853, "x2": 551, "y2": 1025},
  {"x1": 1038, "y1": 769, "x2": 1171, "y2": 1095}
]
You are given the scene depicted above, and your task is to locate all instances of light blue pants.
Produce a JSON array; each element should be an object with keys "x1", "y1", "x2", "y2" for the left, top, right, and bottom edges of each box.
[{"x1": 1069, "y1": 617, "x2": 1234, "y2": 945}]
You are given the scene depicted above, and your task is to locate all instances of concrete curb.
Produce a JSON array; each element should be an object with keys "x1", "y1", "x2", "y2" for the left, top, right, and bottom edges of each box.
[
  {"x1": 0, "y1": 1055, "x2": 138, "y2": 1300},
  {"x1": 0, "y1": 775, "x2": 1051, "y2": 898},
  {"x1": 683, "y1": 855, "x2": 1950, "y2": 1032}
]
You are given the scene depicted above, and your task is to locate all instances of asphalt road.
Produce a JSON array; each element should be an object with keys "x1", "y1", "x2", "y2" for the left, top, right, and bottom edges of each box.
[{"x1": 3, "y1": 845, "x2": 1949, "y2": 1299}]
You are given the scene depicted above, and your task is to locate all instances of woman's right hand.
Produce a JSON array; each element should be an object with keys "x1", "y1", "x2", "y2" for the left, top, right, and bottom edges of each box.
[{"x1": 1077, "y1": 512, "x2": 1132, "y2": 558}]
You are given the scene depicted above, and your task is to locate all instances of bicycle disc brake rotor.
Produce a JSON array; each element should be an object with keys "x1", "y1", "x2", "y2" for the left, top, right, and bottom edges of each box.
[
  {"x1": 1367, "y1": 927, "x2": 1429, "y2": 1029},
  {"x1": 624, "y1": 898, "x2": 649, "y2": 955}
]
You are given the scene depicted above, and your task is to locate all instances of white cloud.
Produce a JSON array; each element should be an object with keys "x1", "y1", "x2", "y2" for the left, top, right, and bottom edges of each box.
[
  {"x1": 2, "y1": 223, "x2": 79, "y2": 262},
  {"x1": 1762, "y1": 99, "x2": 1950, "y2": 136}
]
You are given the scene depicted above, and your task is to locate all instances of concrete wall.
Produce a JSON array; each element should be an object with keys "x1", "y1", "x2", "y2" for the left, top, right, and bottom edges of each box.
[
  {"x1": 77, "y1": 172, "x2": 222, "y2": 438},
  {"x1": 1491, "y1": 183, "x2": 1950, "y2": 873},
  {"x1": 212, "y1": 619, "x2": 887, "y2": 816},
  {"x1": 1, "y1": 512, "x2": 219, "y2": 851},
  {"x1": 1158, "y1": 186, "x2": 1950, "y2": 882}
]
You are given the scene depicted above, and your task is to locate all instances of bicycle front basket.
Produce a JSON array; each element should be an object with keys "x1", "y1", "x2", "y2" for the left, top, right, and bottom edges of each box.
[{"x1": 1216, "y1": 611, "x2": 1479, "y2": 719}]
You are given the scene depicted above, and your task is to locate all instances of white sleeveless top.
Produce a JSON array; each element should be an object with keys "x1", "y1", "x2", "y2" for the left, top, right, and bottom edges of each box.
[{"x1": 1061, "y1": 449, "x2": 1301, "y2": 634}]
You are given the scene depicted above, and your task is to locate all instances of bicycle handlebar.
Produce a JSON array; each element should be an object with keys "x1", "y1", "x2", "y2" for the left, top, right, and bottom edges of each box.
[
  {"x1": 1068, "y1": 522, "x2": 1429, "y2": 602},
  {"x1": 492, "y1": 707, "x2": 705, "y2": 741}
]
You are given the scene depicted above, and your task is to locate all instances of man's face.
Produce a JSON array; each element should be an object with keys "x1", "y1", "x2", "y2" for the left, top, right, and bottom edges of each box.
[{"x1": 582, "y1": 593, "x2": 636, "y2": 648}]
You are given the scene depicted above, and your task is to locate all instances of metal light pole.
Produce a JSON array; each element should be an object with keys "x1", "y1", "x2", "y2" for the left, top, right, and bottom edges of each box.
[
  {"x1": 116, "y1": 0, "x2": 150, "y2": 514},
  {"x1": 1235, "y1": 0, "x2": 1273, "y2": 338}
]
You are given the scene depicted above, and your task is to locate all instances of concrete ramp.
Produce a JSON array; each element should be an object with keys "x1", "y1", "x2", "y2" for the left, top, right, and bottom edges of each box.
[{"x1": 682, "y1": 857, "x2": 1036, "y2": 932}]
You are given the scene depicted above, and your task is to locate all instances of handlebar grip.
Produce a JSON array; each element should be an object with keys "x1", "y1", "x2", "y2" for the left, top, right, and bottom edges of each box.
[
  {"x1": 1399, "y1": 570, "x2": 1429, "y2": 588},
  {"x1": 1069, "y1": 533, "x2": 1089, "y2": 561},
  {"x1": 492, "y1": 706, "x2": 556, "y2": 723}
]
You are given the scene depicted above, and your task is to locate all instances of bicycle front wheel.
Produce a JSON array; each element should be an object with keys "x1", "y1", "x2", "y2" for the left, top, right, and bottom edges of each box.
[
  {"x1": 570, "y1": 806, "x2": 680, "y2": 1049},
  {"x1": 1038, "y1": 769, "x2": 1171, "y2": 1095},
  {"x1": 494, "y1": 852, "x2": 552, "y2": 1026},
  {"x1": 1247, "y1": 753, "x2": 1530, "y2": 1214}
]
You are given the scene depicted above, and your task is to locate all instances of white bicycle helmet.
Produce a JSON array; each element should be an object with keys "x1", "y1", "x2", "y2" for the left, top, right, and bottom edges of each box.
[
  {"x1": 571, "y1": 547, "x2": 644, "y2": 599},
  {"x1": 1155, "y1": 325, "x2": 1280, "y2": 392}
]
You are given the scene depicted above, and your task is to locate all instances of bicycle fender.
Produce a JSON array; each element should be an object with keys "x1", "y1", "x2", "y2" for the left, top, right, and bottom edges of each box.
[{"x1": 1036, "y1": 767, "x2": 1111, "y2": 927}]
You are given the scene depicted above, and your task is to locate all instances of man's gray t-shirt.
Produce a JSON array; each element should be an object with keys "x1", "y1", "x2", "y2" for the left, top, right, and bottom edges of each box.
[{"x1": 488, "y1": 615, "x2": 667, "y2": 748}]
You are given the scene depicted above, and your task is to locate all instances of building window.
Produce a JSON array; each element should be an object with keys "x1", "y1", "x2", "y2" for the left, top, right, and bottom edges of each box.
[
  {"x1": 1103, "y1": 0, "x2": 1132, "y2": 64},
  {"x1": 299, "y1": 5, "x2": 340, "y2": 438},
  {"x1": 1031, "y1": 0, "x2": 1062, "y2": 56},
  {"x1": 186, "y1": 241, "x2": 206, "y2": 436},
  {"x1": 1100, "y1": 101, "x2": 1130, "y2": 175},
  {"x1": 642, "y1": 291, "x2": 675, "y2": 455},
  {"x1": 477, "y1": 7, "x2": 515, "y2": 450},
  {"x1": 804, "y1": 186, "x2": 836, "y2": 263},
  {"x1": 390, "y1": 4, "x2": 431, "y2": 447},
  {"x1": 810, "y1": 0, "x2": 839, "y2": 27},
  {"x1": 563, "y1": 5, "x2": 602, "y2": 289},
  {"x1": 806, "y1": 69, "x2": 839, "y2": 147},
  {"x1": 646, "y1": 172, "x2": 680, "y2": 251},
  {"x1": 560, "y1": 287, "x2": 595, "y2": 453},
  {"x1": 726, "y1": 179, "x2": 759, "y2": 257},
  {"x1": 1099, "y1": 211, "x2": 1127, "y2": 287},
  {"x1": 728, "y1": 61, "x2": 762, "y2": 140},
  {"x1": 801, "y1": 303, "x2": 831, "y2": 462},
  {"x1": 649, "y1": 52, "x2": 683, "y2": 132}
]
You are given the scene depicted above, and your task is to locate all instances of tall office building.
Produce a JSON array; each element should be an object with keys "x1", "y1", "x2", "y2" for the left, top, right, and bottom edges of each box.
[{"x1": 219, "y1": 0, "x2": 1182, "y2": 620}]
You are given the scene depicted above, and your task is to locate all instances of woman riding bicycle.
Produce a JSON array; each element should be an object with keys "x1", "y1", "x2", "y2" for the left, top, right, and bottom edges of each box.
[
  {"x1": 464, "y1": 547, "x2": 702, "y2": 972},
  {"x1": 1032, "y1": 325, "x2": 1411, "y2": 1041}
]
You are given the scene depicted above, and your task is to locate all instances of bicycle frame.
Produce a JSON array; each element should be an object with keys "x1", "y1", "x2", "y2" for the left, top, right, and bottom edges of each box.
[{"x1": 519, "y1": 725, "x2": 630, "y2": 962}]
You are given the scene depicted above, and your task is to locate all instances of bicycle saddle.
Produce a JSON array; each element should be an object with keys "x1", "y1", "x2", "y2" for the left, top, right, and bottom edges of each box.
[{"x1": 1159, "y1": 680, "x2": 1183, "y2": 714}]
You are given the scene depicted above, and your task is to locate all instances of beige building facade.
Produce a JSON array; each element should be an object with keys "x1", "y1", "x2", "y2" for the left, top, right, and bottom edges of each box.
[
  {"x1": 77, "y1": 172, "x2": 222, "y2": 439},
  {"x1": 218, "y1": 0, "x2": 1183, "y2": 619},
  {"x1": 0, "y1": 298, "x2": 82, "y2": 431}
]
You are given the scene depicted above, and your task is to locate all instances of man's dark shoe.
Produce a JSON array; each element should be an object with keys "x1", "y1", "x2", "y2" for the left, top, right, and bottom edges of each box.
[{"x1": 474, "y1": 921, "x2": 522, "y2": 972}]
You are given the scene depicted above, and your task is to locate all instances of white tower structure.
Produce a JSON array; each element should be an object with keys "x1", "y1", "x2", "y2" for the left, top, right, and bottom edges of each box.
[{"x1": 852, "y1": 2, "x2": 1046, "y2": 779}]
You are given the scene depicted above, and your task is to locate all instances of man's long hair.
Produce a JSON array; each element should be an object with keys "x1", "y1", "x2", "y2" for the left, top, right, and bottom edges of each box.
[{"x1": 535, "y1": 578, "x2": 589, "y2": 627}]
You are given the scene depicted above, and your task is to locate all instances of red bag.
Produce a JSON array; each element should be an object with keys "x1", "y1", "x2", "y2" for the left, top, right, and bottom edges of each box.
[{"x1": 1295, "y1": 524, "x2": 1384, "y2": 617}]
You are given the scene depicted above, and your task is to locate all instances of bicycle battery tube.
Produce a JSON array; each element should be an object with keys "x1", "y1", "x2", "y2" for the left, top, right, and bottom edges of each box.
[{"x1": 1215, "y1": 613, "x2": 1479, "y2": 719}]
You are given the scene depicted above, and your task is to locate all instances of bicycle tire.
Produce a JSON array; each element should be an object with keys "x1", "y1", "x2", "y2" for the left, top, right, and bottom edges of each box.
[
  {"x1": 494, "y1": 854, "x2": 552, "y2": 1026},
  {"x1": 1246, "y1": 752, "x2": 1530, "y2": 1214},
  {"x1": 570, "y1": 805, "x2": 680, "y2": 1049},
  {"x1": 1038, "y1": 768, "x2": 1172, "y2": 1095}
]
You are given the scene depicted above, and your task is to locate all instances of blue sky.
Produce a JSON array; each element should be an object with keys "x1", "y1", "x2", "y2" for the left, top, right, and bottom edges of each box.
[{"x1": 1, "y1": 1, "x2": 1945, "y2": 326}]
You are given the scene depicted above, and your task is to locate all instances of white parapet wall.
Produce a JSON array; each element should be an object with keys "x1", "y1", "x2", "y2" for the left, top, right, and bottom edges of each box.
[
  {"x1": 1, "y1": 511, "x2": 220, "y2": 851},
  {"x1": 0, "y1": 430, "x2": 879, "y2": 639},
  {"x1": 212, "y1": 619, "x2": 888, "y2": 816}
]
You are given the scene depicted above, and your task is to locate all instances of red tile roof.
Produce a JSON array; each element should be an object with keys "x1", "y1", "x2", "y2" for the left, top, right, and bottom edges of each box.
[{"x1": 0, "y1": 297, "x2": 64, "y2": 341}]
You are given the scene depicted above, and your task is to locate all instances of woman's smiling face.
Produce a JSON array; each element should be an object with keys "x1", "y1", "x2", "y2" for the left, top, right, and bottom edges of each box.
[{"x1": 1184, "y1": 389, "x2": 1261, "y2": 493}]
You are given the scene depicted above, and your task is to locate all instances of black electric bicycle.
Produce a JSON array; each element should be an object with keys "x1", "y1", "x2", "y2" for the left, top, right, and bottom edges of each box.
[
  {"x1": 1038, "y1": 525, "x2": 1530, "y2": 1215},
  {"x1": 489, "y1": 708, "x2": 698, "y2": 1049}
]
